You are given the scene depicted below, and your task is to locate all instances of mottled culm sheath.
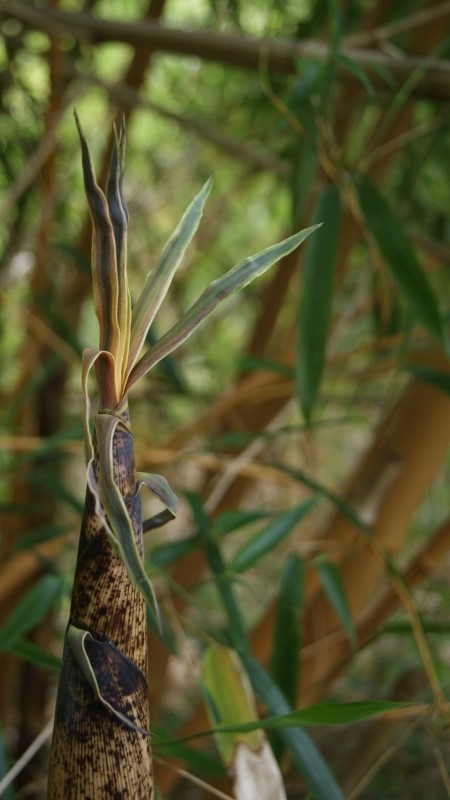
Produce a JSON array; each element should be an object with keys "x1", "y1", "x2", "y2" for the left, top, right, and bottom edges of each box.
[{"x1": 47, "y1": 112, "x2": 319, "y2": 798}]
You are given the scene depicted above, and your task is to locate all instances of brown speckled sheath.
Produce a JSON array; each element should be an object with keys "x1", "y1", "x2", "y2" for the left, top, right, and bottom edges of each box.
[{"x1": 48, "y1": 402, "x2": 153, "y2": 799}]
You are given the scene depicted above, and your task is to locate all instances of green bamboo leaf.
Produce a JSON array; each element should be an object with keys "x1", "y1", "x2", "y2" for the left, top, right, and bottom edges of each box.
[
  {"x1": 316, "y1": 556, "x2": 356, "y2": 648},
  {"x1": 241, "y1": 654, "x2": 345, "y2": 800},
  {"x1": 229, "y1": 497, "x2": 319, "y2": 574},
  {"x1": 356, "y1": 175, "x2": 444, "y2": 344},
  {"x1": 214, "y1": 509, "x2": 272, "y2": 536},
  {"x1": 153, "y1": 728, "x2": 224, "y2": 775},
  {"x1": 149, "y1": 536, "x2": 199, "y2": 568},
  {"x1": 15, "y1": 522, "x2": 69, "y2": 550},
  {"x1": 407, "y1": 365, "x2": 450, "y2": 397},
  {"x1": 337, "y1": 53, "x2": 375, "y2": 96},
  {"x1": 67, "y1": 626, "x2": 150, "y2": 735},
  {"x1": 297, "y1": 185, "x2": 341, "y2": 424},
  {"x1": 0, "y1": 574, "x2": 62, "y2": 652},
  {"x1": 128, "y1": 178, "x2": 212, "y2": 374},
  {"x1": 126, "y1": 225, "x2": 322, "y2": 390},
  {"x1": 234, "y1": 700, "x2": 407, "y2": 730},
  {"x1": 271, "y1": 554, "x2": 304, "y2": 708},
  {"x1": 157, "y1": 699, "x2": 407, "y2": 743},
  {"x1": 11, "y1": 639, "x2": 62, "y2": 672}
]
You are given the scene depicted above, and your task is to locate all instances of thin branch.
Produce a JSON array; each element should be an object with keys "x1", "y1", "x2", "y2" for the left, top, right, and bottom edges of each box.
[
  {"x1": 3, "y1": 1, "x2": 450, "y2": 100},
  {"x1": 0, "y1": 719, "x2": 54, "y2": 797}
]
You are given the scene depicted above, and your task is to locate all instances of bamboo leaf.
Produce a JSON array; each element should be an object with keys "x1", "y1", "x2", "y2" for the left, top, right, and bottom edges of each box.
[
  {"x1": 316, "y1": 557, "x2": 356, "y2": 648},
  {"x1": 202, "y1": 645, "x2": 287, "y2": 800},
  {"x1": 157, "y1": 700, "x2": 408, "y2": 744},
  {"x1": 74, "y1": 112, "x2": 121, "y2": 363},
  {"x1": 126, "y1": 225, "x2": 322, "y2": 390},
  {"x1": 356, "y1": 175, "x2": 444, "y2": 344},
  {"x1": 241, "y1": 654, "x2": 346, "y2": 800},
  {"x1": 106, "y1": 119, "x2": 132, "y2": 384},
  {"x1": 297, "y1": 185, "x2": 341, "y2": 424},
  {"x1": 407, "y1": 365, "x2": 450, "y2": 397},
  {"x1": 202, "y1": 645, "x2": 262, "y2": 764},
  {"x1": 337, "y1": 53, "x2": 376, "y2": 96},
  {"x1": 128, "y1": 177, "x2": 213, "y2": 374},
  {"x1": 67, "y1": 626, "x2": 150, "y2": 735},
  {"x1": 11, "y1": 639, "x2": 62, "y2": 672},
  {"x1": 271, "y1": 554, "x2": 304, "y2": 708},
  {"x1": 149, "y1": 535, "x2": 199, "y2": 568},
  {"x1": 229, "y1": 497, "x2": 319, "y2": 574},
  {"x1": 214, "y1": 509, "x2": 272, "y2": 536},
  {"x1": 0, "y1": 575, "x2": 62, "y2": 652}
]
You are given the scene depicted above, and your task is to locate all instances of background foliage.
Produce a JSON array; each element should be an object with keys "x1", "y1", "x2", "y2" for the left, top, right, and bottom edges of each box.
[{"x1": 0, "y1": 0, "x2": 450, "y2": 797}]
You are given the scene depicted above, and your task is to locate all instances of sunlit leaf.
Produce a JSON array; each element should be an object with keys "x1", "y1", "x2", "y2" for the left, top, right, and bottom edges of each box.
[{"x1": 202, "y1": 644, "x2": 262, "y2": 765}]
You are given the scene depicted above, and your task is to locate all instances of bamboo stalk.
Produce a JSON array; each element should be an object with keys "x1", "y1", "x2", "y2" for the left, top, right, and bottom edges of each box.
[{"x1": 48, "y1": 401, "x2": 153, "y2": 798}]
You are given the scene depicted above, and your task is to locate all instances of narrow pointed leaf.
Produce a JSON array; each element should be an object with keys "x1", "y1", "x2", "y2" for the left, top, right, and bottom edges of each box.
[
  {"x1": 297, "y1": 185, "x2": 341, "y2": 424},
  {"x1": 202, "y1": 645, "x2": 287, "y2": 799},
  {"x1": 356, "y1": 175, "x2": 444, "y2": 344},
  {"x1": 126, "y1": 225, "x2": 322, "y2": 390},
  {"x1": 128, "y1": 177, "x2": 212, "y2": 373},
  {"x1": 271, "y1": 554, "x2": 303, "y2": 708},
  {"x1": 241, "y1": 654, "x2": 345, "y2": 800},
  {"x1": 229, "y1": 497, "x2": 319, "y2": 574},
  {"x1": 407, "y1": 365, "x2": 450, "y2": 397},
  {"x1": 149, "y1": 535, "x2": 199, "y2": 567},
  {"x1": 11, "y1": 639, "x2": 62, "y2": 672},
  {"x1": 67, "y1": 626, "x2": 150, "y2": 735},
  {"x1": 74, "y1": 112, "x2": 121, "y2": 360},
  {"x1": 317, "y1": 556, "x2": 356, "y2": 648},
  {"x1": 106, "y1": 120, "x2": 132, "y2": 383},
  {"x1": 0, "y1": 574, "x2": 62, "y2": 652}
]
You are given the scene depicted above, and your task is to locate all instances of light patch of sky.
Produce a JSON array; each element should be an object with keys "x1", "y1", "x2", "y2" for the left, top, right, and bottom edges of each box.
[
  {"x1": 95, "y1": 0, "x2": 150, "y2": 21},
  {"x1": 165, "y1": 0, "x2": 212, "y2": 27}
]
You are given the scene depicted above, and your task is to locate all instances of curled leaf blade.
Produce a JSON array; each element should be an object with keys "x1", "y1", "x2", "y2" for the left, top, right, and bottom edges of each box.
[{"x1": 67, "y1": 625, "x2": 150, "y2": 735}]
